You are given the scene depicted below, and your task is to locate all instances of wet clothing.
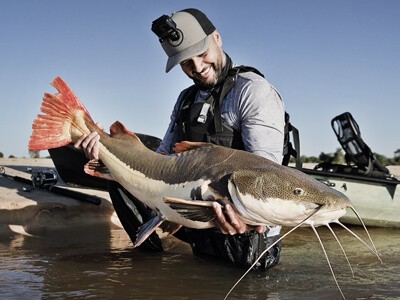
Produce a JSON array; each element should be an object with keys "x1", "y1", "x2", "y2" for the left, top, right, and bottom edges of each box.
[{"x1": 179, "y1": 228, "x2": 281, "y2": 270}]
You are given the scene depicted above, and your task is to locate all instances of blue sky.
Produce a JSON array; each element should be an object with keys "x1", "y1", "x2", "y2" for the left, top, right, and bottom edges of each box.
[{"x1": 1, "y1": 0, "x2": 399, "y2": 158}]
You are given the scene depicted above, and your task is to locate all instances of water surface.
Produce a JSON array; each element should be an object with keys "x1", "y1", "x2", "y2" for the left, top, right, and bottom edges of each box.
[{"x1": 1, "y1": 224, "x2": 399, "y2": 299}]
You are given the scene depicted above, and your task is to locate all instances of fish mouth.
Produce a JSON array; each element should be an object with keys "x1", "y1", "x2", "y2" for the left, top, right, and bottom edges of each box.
[{"x1": 304, "y1": 206, "x2": 348, "y2": 226}]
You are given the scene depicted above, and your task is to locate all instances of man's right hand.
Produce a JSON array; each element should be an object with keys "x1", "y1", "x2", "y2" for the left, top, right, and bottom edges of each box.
[
  {"x1": 74, "y1": 123, "x2": 103, "y2": 160},
  {"x1": 212, "y1": 202, "x2": 267, "y2": 235}
]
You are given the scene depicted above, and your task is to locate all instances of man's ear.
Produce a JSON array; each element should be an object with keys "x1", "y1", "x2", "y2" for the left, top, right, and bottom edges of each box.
[{"x1": 212, "y1": 31, "x2": 222, "y2": 47}]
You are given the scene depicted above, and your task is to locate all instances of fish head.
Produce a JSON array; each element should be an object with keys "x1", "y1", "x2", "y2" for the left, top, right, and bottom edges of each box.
[{"x1": 229, "y1": 165, "x2": 352, "y2": 227}]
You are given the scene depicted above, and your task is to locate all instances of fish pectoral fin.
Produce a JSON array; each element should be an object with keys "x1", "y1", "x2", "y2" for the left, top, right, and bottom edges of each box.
[
  {"x1": 134, "y1": 214, "x2": 165, "y2": 248},
  {"x1": 163, "y1": 197, "x2": 216, "y2": 222},
  {"x1": 84, "y1": 159, "x2": 114, "y2": 180}
]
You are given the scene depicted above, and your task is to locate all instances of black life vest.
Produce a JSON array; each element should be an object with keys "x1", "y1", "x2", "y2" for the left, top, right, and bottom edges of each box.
[{"x1": 175, "y1": 66, "x2": 301, "y2": 167}]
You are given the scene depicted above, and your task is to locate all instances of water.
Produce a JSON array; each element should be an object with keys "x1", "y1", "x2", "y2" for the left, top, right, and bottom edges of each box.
[{"x1": 1, "y1": 224, "x2": 399, "y2": 300}]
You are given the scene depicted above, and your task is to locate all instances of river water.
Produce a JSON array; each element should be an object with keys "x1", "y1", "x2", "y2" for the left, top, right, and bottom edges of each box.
[{"x1": 1, "y1": 223, "x2": 399, "y2": 300}]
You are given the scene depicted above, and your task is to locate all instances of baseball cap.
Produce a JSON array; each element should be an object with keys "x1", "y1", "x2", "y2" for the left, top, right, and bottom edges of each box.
[{"x1": 152, "y1": 8, "x2": 216, "y2": 73}]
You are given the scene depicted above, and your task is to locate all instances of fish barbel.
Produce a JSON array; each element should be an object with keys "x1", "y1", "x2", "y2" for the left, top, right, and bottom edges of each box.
[{"x1": 28, "y1": 77, "x2": 380, "y2": 299}]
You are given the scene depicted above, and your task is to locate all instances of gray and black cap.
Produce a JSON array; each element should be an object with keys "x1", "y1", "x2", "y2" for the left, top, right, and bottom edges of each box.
[{"x1": 152, "y1": 8, "x2": 216, "y2": 73}]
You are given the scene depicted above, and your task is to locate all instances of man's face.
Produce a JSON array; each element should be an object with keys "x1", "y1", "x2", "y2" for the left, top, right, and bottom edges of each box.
[{"x1": 180, "y1": 32, "x2": 225, "y2": 90}]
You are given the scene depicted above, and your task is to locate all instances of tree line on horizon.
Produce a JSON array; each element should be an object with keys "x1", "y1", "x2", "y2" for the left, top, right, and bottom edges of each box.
[{"x1": 294, "y1": 148, "x2": 400, "y2": 166}]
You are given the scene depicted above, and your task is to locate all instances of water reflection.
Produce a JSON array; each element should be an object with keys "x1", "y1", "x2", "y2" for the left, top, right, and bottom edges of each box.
[{"x1": 1, "y1": 225, "x2": 400, "y2": 299}]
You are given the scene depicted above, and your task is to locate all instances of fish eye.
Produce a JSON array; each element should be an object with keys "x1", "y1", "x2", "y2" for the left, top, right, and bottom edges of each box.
[{"x1": 294, "y1": 188, "x2": 304, "y2": 195}]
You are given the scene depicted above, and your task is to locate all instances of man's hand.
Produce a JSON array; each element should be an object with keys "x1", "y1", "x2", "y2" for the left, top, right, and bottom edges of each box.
[
  {"x1": 74, "y1": 123, "x2": 103, "y2": 160},
  {"x1": 212, "y1": 202, "x2": 266, "y2": 235}
]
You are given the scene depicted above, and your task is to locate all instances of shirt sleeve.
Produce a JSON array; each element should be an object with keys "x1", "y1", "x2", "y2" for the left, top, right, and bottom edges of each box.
[{"x1": 237, "y1": 76, "x2": 285, "y2": 164}]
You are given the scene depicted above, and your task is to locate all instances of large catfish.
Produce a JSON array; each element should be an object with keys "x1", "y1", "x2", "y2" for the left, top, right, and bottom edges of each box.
[{"x1": 28, "y1": 77, "x2": 379, "y2": 299}]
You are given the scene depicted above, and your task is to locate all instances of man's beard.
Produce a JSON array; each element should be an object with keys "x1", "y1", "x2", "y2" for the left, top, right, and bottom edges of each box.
[
  {"x1": 192, "y1": 68, "x2": 220, "y2": 90},
  {"x1": 191, "y1": 56, "x2": 224, "y2": 90}
]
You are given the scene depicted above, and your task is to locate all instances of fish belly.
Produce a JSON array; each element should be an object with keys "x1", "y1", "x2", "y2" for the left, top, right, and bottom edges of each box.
[{"x1": 100, "y1": 153, "x2": 213, "y2": 229}]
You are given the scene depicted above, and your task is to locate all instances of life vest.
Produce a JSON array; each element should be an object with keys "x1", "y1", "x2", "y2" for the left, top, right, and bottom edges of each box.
[{"x1": 175, "y1": 66, "x2": 301, "y2": 167}]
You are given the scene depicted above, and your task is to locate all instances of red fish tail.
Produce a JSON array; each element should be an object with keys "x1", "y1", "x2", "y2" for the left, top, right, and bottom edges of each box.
[{"x1": 28, "y1": 77, "x2": 95, "y2": 151}]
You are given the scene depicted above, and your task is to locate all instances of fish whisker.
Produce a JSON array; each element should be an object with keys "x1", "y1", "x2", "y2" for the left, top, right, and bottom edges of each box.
[
  {"x1": 312, "y1": 224, "x2": 345, "y2": 299},
  {"x1": 223, "y1": 207, "x2": 321, "y2": 300},
  {"x1": 326, "y1": 223, "x2": 354, "y2": 278},
  {"x1": 335, "y1": 221, "x2": 382, "y2": 263},
  {"x1": 349, "y1": 206, "x2": 379, "y2": 255}
]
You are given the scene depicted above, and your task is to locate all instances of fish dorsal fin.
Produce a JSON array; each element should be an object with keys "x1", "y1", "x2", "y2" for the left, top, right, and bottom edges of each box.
[
  {"x1": 173, "y1": 141, "x2": 214, "y2": 153},
  {"x1": 109, "y1": 121, "x2": 140, "y2": 141}
]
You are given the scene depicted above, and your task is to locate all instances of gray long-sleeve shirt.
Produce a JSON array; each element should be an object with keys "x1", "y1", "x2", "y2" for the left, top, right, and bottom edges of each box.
[{"x1": 157, "y1": 70, "x2": 286, "y2": 164}]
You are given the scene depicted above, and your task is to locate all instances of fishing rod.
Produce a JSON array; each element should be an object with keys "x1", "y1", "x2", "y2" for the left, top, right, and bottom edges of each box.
[{"x1": 0, "y1": 166, "x2": 101, "y2": 205}]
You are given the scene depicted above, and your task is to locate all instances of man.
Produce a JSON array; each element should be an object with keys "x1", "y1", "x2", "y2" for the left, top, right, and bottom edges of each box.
[{"x1": 76, "y1": 8, "x2": 285, "y2": 270}]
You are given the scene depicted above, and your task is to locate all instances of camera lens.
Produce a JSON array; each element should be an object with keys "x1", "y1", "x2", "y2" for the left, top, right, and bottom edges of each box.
[{"x1": 152, "y1": 15, "x2": 180, "y2": 43}]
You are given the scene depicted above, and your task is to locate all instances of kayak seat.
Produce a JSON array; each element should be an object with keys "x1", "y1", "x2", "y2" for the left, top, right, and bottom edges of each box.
[{"x1": 330, "y1": 112, "x2": 389, "y2": 176}]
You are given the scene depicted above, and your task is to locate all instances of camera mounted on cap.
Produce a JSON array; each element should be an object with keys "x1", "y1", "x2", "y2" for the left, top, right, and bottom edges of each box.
[{"x1": 152, "y1": 15, "x2": 182, "y2": 44}]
